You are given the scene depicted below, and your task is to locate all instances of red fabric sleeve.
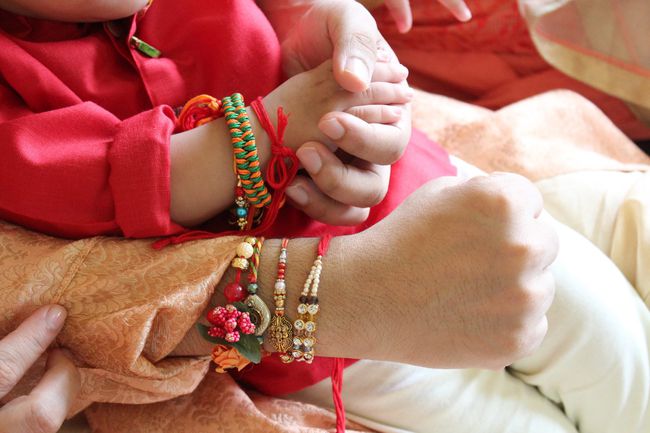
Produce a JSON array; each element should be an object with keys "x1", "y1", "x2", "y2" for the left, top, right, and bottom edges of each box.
[{"x1": 0, "y1": 102, "x2": 185, "y2": 239}]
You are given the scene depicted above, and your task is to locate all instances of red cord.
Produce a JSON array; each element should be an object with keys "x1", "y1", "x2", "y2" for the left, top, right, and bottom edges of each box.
[
  {"x1": 332, "y1": 358, "x2": 346, "y2": 433},
  {"x1": 317, "y1": 235, "x2": 345, "y2": 433},
  {"x1": 317, "y1": 234, "x2": 332, "y2": 256}
]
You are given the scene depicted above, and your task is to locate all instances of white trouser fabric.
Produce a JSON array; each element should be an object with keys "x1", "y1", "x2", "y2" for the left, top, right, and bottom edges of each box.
[
  {"x1": 290, "y1": 160, "x2": 650, "y2": 433},
  {"x1": 536, "y1": 169, "x2": 650, "y2": 308}
]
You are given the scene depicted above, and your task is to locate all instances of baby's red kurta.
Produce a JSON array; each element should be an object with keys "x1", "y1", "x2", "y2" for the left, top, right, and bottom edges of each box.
[{"x1": 0, "y1": 0, "x2": 455, "y2": 395}]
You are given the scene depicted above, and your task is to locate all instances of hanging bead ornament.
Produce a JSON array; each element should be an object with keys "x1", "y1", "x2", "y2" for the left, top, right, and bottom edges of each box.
[
  {"x1": 244, "y1": 238, "x2": 271, "y2": 336},
  {"x1": 269, "y1": 239, "x2": 294, "y2": 358}
]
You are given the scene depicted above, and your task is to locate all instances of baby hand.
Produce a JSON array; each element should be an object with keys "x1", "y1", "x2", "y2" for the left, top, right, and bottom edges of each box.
[
  {"x1": 261, "y1": 59, "x2": 411, "y2": 225},
  {"x1": 262, "y1": 59, "x2": 411, "y2": 154}
]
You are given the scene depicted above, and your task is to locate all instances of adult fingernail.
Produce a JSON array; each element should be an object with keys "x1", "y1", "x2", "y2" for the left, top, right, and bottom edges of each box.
[
  {"x1": 46, "y1": 305, "x2": 67, "y2": 331},
  {"x1": 344, "y1": 57, "x2": 370, "y2": 85},
  {"x1": 391, "y1": 107, "x2": 403, "y2": 118},
  {"x1": 286, "y1": 185, "x2": 309, "y2": 207},
  {"x1": 319, "y1": 118, "x2": 345, "y2": 140},
  {"x1": 456, "y1": 4, "x2": 472, "y2": 22},
  {"x1": 297, "y1": 147, "x2": 323, "y2": 174}
]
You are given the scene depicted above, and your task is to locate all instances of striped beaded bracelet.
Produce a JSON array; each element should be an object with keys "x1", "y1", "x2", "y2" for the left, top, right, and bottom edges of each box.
[{"x1": 222, "y1": 93, "x2": 272, "y2": 210}]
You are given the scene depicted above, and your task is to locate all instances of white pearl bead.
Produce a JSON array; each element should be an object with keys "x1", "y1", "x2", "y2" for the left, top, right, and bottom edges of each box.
[
  {"x1": 275, "y1": 281, "x2": 286, "y2": 291},
  {"x1": 236, "y1": 242, "x2": 254, "y2": 259}
]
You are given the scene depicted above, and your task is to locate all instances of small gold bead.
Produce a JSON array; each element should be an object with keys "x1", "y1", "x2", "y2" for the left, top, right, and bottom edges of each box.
[{"x1": 231, "y1": 257, "x2": 249, "y2": 270}]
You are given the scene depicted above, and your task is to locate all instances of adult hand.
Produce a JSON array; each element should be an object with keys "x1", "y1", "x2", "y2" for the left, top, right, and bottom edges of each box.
[
  {"x1": 383, "y1": 0, "x2": 472, "y2": 33},
  {"x1": 275, "y1": 0, "x2": 396, "y2": 92},
  {"x1": 0, "y1": 305, "x2": 80, "y2": 433},
  {"x1": 356, "y1": 173, "x2": 558, "y2": 369}
]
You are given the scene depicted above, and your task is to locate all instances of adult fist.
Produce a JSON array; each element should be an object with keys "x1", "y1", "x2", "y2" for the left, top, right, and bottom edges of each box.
[
  {"x1": 0, "y1": 305, "x2": 80, "y2": 433},
  {"x1": 358, "y1": 173, "x2": 558, "y2": 369}
]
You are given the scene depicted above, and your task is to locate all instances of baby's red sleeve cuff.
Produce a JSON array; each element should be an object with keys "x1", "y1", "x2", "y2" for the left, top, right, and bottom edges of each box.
[{"x1": 108, "y1": 105, "x2": 185, "y2": 238}]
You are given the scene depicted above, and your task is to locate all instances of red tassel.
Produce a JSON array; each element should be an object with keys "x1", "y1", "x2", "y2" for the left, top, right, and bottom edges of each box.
[{"x1": 332, "y1": 357, "x2": 347, "y2": 433}]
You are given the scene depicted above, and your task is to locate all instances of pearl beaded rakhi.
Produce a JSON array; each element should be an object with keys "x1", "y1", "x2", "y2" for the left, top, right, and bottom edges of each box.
[{"x1": 285, "y1": 249, "x2": 324, "y2": 364}]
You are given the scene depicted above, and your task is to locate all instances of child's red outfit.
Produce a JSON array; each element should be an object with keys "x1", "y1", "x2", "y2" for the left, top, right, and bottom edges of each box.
[{"x1": 0, "y1": 0, "x2": 455, "y2": 396}]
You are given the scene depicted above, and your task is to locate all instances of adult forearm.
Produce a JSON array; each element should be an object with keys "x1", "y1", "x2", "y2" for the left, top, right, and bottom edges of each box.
[{"x1": 172, "y1": 233, "x2": 394, "y2": 361}]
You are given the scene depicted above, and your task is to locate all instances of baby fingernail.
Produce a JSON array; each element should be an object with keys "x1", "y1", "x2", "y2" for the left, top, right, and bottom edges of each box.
[
  {"x1": 391, "y1": 107, "x2": 403, "y2": 118},
  {"x1": 319, "y1": 118, "x2": 345, "y2": 140},
  {"x1": 286, "y1": 185, "x2": 309, "y2": 207},
  {"x1": 344, "y1": 57, "x2": 370, "y2": 85},
  {"x1": 297, "y1": 147, "x2": 323, "y2": 174},
  {"x1": 46, "y1": 305, "x2": 67, "y2": 331}
]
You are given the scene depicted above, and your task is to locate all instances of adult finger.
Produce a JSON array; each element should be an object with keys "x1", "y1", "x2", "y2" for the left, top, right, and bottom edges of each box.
[
  {"x1": 295, "y1": 142, "x2": 391, "y2": 208},
  {"x1": 438, "y1": 0, "x2": 472, "y2": 22},
  {"x1": 384, "y1": 0, "x2": 413, "y2": 33},
  {"x1": 285, "y1": 176, "x2": 371, "y2": 226},
  {"x1": 319, "y1": 110, "x2": 411, "y2": 165},
  {"x1": 0, "y1": 350, "x2": 80, "y2": 433},
  {"x1": 0, "y1": 305, "x2": 66, "y2": 399},
  {"x1": 329, "y1": 0, "x2": 383, "y2": 92}
]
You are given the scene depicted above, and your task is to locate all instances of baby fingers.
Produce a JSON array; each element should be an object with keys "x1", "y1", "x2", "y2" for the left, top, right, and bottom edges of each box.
[
  {"x1": 345, "y1": 105, "x2": 403, "y2": 124},
  {"x1": 371, "y1": 61, "x2": 409, "y2": 83},
  {"x1": 353, "y1": 81, "x2": 413, "y2": 106}
]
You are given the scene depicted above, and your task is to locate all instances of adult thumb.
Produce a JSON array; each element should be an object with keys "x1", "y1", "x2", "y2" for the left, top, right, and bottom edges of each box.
[{"x1": 330, "y1": 1, "x2": 382, "y2": 92}]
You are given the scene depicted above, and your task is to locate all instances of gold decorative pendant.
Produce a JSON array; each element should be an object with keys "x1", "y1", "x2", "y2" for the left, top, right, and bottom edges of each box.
[
  {"x1": 245, "y1": 294, "x2": 271, "y2": 336},
  {"x1": 269, "y1": 315, "x2": 294, "y2": 353}
]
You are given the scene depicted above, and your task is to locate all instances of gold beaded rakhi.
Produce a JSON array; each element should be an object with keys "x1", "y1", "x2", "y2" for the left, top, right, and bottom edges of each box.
[{"x1": 269, "y1": 239, "x2": 294, "y2": 360}]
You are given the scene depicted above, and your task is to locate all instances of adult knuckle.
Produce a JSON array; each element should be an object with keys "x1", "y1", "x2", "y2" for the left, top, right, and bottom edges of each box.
[
  {"x1": 27, "y1": 399, "x2": 60, "y2": 433},
  {"x1": 503, "y1": 326, "x2": 533, "y2": 360},
  {"x1": 0, "y1": 351, "x2": 22, "y2": 394},
  {"x1": 319, "y1": 169, "x2": 345, "y2": 197},
  {"x1": 366, "y1": 181, "x2": 387, "y2": 207}
]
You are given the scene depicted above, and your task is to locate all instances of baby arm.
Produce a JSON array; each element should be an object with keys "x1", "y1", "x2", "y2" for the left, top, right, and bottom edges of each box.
[
  {"x1": 170, "y1": 59, "x2": 411, "y2": 227},
  {"x1": 0, "y1": 0, "x2": 148, "y2": 21}
]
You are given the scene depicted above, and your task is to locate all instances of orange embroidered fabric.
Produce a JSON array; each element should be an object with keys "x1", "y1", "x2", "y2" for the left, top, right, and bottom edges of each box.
[
  {"x1": 0, "y1": 221, "x2": 239, "y2": 413},
  {"x1": 0, "y1": 221, "x2": 374, "y2": 432}
]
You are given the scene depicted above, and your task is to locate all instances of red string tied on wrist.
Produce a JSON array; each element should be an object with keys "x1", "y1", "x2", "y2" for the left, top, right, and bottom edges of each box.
[{"x1": 246, "y1": 97, "x2": 298, "y2": 235}]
